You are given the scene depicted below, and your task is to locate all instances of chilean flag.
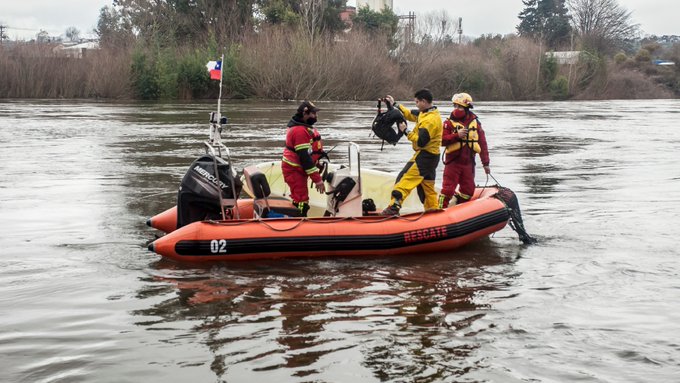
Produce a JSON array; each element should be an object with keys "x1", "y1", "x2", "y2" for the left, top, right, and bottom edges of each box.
[{"x1": 206, "y1": 60, "x2": 222, "y2": 81}]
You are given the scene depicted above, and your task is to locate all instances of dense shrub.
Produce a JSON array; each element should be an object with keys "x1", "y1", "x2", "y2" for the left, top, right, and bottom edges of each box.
[
  {"x1": 549, "y1": 76, "x2": 569, "y2": 100},
  {"x1": 635, "y1": 49, "x2": 651, "y2": 63},
  {"x1": 130, "y1": 51, "x2": 159, "y2": 100},
  {"x1": 614, "y1": 52, "x2": 627, "y2": 64}
]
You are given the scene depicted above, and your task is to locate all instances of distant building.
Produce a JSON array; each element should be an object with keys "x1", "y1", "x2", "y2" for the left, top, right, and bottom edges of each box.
[
  {"x1": 653, "y1": 59, "x2": 675, "y2": 66},
  {"x1": 356, "y1": 0, "x2": 393, "y2": 11},
  {"x1": 340, "y1": 6, "x2": 356, "y2": 27},
  {"x1": 545, "y1": 51, "x2": 582, "y2": 65},
  {"x1": 53, "y1": 41, "x2": 99, "y2": 58}
]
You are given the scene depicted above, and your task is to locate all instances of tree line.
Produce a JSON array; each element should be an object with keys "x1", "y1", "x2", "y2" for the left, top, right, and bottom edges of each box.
[{"x1": 0, "y1": 0, "x2": 677, "y2": 100}]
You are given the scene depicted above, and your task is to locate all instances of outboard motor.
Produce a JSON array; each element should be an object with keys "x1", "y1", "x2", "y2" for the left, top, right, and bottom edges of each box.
[{"x1": 177, "y1": 155, "x2": 242, "y2": 228}]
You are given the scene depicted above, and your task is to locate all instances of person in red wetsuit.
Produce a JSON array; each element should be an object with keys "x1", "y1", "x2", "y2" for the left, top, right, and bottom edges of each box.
[
  {"x1": 439, "y1": 93, "x2": 491, "y2": 208},
  {"x1": 281, "y1": 100, "x2": 326, "y2": 217}
]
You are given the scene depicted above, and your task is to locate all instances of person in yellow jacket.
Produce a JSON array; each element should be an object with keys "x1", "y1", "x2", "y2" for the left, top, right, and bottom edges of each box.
[{"x1": 381, "y1": 89, "x2": 442, "y2": 215}]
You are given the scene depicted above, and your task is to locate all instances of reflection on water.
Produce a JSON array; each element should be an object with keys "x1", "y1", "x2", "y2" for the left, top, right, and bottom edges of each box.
[{"x1": 133, "y1": 242, "x2": 519, "y2": 380}]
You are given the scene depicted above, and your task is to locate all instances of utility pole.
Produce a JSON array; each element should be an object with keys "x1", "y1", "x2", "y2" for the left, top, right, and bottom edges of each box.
[
  {"x1": 398, "y1": 11, "x2": 415, "y2": 46},
  {"x1": 0, "y1": 24, "x2": 8, "y2": 43},
  {"x1": 457, "y1": 17, "x2": 463, "y2": 44}
]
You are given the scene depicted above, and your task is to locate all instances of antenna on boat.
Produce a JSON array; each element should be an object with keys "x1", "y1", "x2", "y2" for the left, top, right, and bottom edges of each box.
[{"x1": 205, "y1": 53, "x2": 240, "y2": 220}]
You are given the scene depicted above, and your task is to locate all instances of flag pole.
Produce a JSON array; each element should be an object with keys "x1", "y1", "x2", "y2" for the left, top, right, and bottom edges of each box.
[{"x1": 217, "y1": 53, "x2": 224, "y2": 124}]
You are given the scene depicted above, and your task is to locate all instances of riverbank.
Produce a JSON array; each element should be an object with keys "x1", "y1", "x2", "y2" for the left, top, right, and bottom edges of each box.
[{"x1": 1, "y1": 29, "x2": 677, "y2": 101}]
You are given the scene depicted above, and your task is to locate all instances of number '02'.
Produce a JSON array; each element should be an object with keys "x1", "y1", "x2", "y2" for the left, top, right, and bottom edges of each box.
[{"x1": 210, "y1": 239, "x2": 228, "y2": 253}]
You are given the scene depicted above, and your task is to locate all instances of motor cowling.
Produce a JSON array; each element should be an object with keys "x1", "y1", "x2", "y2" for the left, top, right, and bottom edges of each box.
[{"x1": 176, "y1": 155, "x2": 243, "y2": 228}]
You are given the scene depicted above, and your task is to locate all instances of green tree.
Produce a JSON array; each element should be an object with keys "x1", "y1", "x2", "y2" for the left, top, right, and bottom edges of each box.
[
  {"x1": 96, "y1": 6, "x2": 135, "y2": 48},
  {"x1": 321, "y1": 0, "x2": 349, "y2": 33},
  {"x1": 130, "y1": 51, "x2": 160, "y2": 99},
  {"x1": 110, "y1": 0, "x2": 257, "y2": 46},
  {"x1": 517, "y1": 0, "x2": 572, "y2": 49},
  {"x1": 351, "y1": 6, "x2": 399, "y2": 44},
  {"x1": 258, "y1": 0, "x2": 300, "y2": 25}
]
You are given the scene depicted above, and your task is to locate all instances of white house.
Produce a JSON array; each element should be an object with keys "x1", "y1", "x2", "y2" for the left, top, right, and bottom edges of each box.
[
  {"x1": 53, "y1": 41, "x2": 100, "y2": 58},
  {"x1": 356, "y1": 0, "x2": 393, "y2": 11},
  {"x1": 545, "y1": 51, "x2": 581, "y2": 65}
]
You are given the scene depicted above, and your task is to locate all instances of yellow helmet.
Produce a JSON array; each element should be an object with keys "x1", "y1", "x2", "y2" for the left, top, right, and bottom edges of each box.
[{"x1": 452, "y1": 93, "x2": 474, "y2": 109}]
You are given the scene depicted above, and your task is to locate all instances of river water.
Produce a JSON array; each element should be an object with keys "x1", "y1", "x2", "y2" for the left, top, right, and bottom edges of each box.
[{"x1": 0, "y1": 99, "x2": 678, "y2": 382}]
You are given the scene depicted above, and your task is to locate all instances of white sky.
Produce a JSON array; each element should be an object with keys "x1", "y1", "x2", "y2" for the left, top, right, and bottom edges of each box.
[
  {"x1": 0, "y1": 0, "x2": 676, "y2": 41},
  {"x1": 388, "y1": 0, "x2": 677, "y2": 37}
]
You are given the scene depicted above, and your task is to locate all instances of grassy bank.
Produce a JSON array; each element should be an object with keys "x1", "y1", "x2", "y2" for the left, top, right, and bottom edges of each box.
[{"x1": 0, "y1": 29, "x2": 676, "y2": 101}]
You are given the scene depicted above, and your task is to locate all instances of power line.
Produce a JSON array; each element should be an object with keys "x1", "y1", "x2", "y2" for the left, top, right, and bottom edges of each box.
[
  {"x1": 0, "y1": 24, "x2": 42, "y2": 32},
  {"x1": 8, "y1": 26, "x2": 41, "y2": 31}
]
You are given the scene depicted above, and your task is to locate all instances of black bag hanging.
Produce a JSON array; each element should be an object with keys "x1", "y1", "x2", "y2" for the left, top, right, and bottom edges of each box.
[{"x1": 371, "y1": 99, "x2": 405, "y2": 148}]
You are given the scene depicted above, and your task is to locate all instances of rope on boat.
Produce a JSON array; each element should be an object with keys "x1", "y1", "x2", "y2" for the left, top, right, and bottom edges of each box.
[
  {"x1": 211, "y1": 169, "x2": 536, "y2": 243},
  {"x1": 493, "y1": 186, "x2": 537, "y2": 245},
  {"x1": 205, "y1": 209, "x2": 431, "y2": 232}
]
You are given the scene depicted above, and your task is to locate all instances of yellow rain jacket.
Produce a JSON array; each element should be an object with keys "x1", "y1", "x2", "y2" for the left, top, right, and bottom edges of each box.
[
  {"x1": 388, "y1": 105, "x2": 442, "y2": 210},
  {"x1": 398, "y1": 105, "x2": 442, "y2": 159}
]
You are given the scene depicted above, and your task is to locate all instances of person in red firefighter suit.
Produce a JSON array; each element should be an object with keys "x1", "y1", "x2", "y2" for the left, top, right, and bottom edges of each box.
[
  {"x1": 439, "y1": 93, "x2": 491, "y2": 208},
  {"x1": 281, "y1": 100, "x2": 327, "y2": 217}
]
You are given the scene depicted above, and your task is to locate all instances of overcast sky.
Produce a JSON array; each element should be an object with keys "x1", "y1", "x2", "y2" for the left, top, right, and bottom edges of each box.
[
  {"x1": 389, "y1": 0, "x2": 677, "y2": 37},
  {"x1": 0, "y1": 0, "x2": 676, "y2": 41}
]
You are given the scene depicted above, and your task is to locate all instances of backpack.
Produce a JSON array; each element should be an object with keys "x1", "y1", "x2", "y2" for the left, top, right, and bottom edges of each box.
[{"x1": 371, "y1": 99, "x2": 406, "y2": 148}]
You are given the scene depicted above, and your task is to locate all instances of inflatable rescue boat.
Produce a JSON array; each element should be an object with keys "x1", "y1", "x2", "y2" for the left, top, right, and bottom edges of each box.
[
  {"x1": 147, "y1": 97, "x2": 535, "y2": 262},
  {"x1": 149, "y1": 185, "x2": 513, "y2": 262},
  {"x1": 147, "y1": 142, "x2": 534, "y2": 262}
]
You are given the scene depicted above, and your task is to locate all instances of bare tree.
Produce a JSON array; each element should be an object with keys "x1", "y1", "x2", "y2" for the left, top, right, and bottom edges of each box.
[
  {"x1": 567, "y1": 0, "x2": 639, "y2": 53},
  {"x1": 36, "y1": 30, "x2": 50, "y2": 43},
  {"x1": 415, "y1": 10, "x2": 456, "y2": 46},
  {"x1": 65, "y1": 26, "x2": 80, "y2": 42},
  {"x1": 299, "y1": 0, "x2": 326, "y2": 42}
]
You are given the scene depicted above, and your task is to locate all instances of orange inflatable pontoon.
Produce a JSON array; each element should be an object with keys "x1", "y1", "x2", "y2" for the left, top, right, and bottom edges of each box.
[
  {"x1": 147, "y1": 200, "x2": 255, "y2": 234},
  {"x1": 148, "y1": 186, "x2": 512, "y2": 262}
]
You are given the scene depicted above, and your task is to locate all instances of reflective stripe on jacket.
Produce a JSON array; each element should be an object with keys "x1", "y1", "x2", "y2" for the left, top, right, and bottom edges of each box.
[
  {"x1": 398, "y1": 104, "x2": 442, "y2": 160},
  {"x1": 282, "y1": 122, "x2": 322, "y2": 183}
]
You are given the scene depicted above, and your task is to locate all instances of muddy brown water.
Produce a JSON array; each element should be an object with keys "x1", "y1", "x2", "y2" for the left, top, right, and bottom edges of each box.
[{"x1": 1, "y1": 99, "x2": 679, "y2": 382}]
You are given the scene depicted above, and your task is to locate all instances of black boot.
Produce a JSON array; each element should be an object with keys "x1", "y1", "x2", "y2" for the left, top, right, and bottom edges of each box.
[
  {"x1": 293, "y1": 201, "x2": 310, "y2": 217},
  {"x1": 380, "y1": 201, "x2": 401, "y2": 216}
]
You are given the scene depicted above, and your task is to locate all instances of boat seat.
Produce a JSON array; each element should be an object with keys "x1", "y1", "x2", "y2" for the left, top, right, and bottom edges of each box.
[
  {"x1": 254, "y1": 197, "x2": 301, "y2": 218},
  {"x1": 243, "y1": 166, "x2": 301, "y2": 218}
]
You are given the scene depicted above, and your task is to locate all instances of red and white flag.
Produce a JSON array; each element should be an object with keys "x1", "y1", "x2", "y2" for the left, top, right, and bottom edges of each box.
[{"x1": 206, "y1": 60, "x2": 222, "y2": 81}]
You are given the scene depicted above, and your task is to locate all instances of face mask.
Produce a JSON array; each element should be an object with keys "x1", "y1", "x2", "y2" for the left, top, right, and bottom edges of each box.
[
  {"x1": 306, "y1": 117, "x2": 317, "y2": 125},
  {"x1": 452, "y1": 108, "x2": 466, "y2": 120}
]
